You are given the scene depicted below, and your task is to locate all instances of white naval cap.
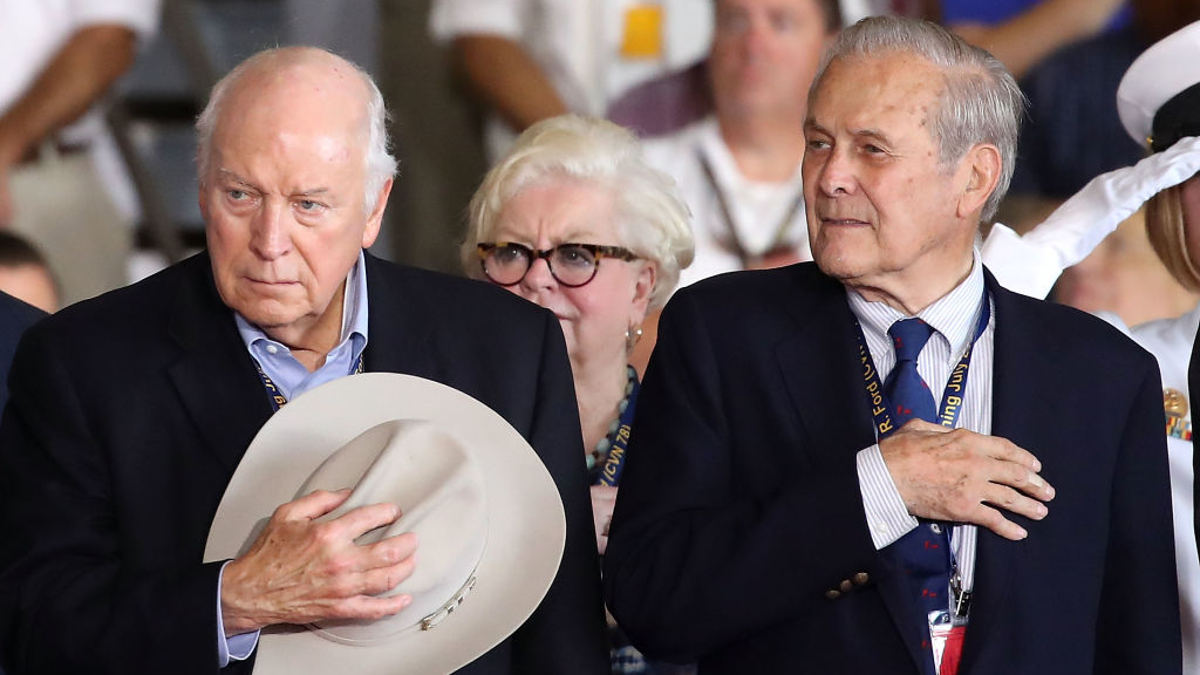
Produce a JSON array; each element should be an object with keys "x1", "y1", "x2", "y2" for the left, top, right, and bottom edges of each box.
[{"x1": 1118, "y1": 21, "x2": 1200, "y2": 150}]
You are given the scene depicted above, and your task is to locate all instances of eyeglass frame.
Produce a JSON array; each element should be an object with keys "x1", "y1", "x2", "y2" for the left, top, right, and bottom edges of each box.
[{"x1": 475, "y1": 242, "x2": 641, "y2": 288}]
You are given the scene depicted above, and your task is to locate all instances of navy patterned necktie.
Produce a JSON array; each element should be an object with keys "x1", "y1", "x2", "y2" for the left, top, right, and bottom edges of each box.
[
  {"x1": 884, "y1": 317, "x2": 952, "y2": 668},
  {"x1": 883, "y1": 318, "x2": 937, "y2": 427}
]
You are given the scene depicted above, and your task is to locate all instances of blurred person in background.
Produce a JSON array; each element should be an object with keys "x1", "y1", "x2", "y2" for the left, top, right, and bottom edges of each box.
[
  {"x1": 1052, "y1": 214, "x2": 1199, "y2": 326},
  {"x1": 948, "y1": 0, "x2": 1140, "y2": 218},
  {"x1": 0, "y1": 290, "x2": 43, "y2": 416},
  {"x1": 643, "y1": 0, "x2": 839, "y2": 289},
  {"x1": 463, "y1": 114, "x2": 694, "y2": 674},
  {"x1": 429, "y1": 0, "x2": 712, "y2": 160},
  {"x1": 932, "y1": 0, "x2": 1128, "y2": 79},
  {"x1": 0, "y1": 231, "x2": 59, "y2": 313},
  {"x1": 0, "y1": 0, "x2": 161, "y2": 305},
  {"x1": 643, "y1": 0, "x2": 839, "y2": 288}
]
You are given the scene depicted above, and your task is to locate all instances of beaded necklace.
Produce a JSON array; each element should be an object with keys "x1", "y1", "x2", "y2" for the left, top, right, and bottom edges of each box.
[{"x1": 586, "y1": 365, "x2": 639, "y2": 476}]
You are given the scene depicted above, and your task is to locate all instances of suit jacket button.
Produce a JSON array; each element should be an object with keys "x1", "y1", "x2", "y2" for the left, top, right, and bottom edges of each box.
[
  {"x1": 839, "y1": 579, "x2": 853, "y2": 593},
  {"x1": 853, "y1": 572, "x2": 870, "y2": 586},
  {"x1": 825, "y1": 589, "x2": 841, "y2": 600}
]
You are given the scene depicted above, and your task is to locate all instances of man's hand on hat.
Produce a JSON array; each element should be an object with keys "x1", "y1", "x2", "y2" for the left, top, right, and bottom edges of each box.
[
  {"x1": 879, "y1": 420, "x2": 1056, "y2": 541},
  {"x1": 219, "y1": 487, "x2": 419, "y2": 636}
]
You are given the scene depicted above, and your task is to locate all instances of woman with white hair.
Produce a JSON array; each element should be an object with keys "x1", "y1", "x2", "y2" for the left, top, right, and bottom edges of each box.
[{"x1": 463, "y1": 113, "x2": 694, "y2": 674}]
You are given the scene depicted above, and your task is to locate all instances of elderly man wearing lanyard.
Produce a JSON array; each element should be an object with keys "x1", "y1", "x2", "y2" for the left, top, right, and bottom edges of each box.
[
  {"x1": 605, "y1": 15, "x2": 1181, "y2": 675},
  {"x1": 0, "y1": 46, "x2": 608, "y2": 674}
]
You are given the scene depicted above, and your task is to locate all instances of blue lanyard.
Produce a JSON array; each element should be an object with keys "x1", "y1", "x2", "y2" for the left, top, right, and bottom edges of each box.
[
  {"x1": 254, "y1": 353, "x2": 364, "y2": 412},
  {"x1": 853, "y1": 292, "x2": 990, "y2": 620},
  {"x1": 595, "y1": 375, "x2": 640, "y2": 487},
  {"x1": 854, "y1": 293, "x2": 991, "y2": 440}
]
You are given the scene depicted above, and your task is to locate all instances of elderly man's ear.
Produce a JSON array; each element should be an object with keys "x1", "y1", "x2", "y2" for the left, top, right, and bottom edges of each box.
[
  {"x1": 956, "y1": 144, "x2": 1002, "y2": 219},
  {"x1": 362, "y1": 178, "x2": 394, "y2": 249}
]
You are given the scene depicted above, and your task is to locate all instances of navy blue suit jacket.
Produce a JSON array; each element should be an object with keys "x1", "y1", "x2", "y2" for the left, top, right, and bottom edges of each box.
[
  {"x1": 1186, "y1": 306, "x2": 1200, "y2": 579},
  {"x1": 606, "y1": 262, "x2": 1181, "y2": 674},
  {"x1": 0, "y1": 291, "x2": 43, "y2": 414},
  {"x1": 0, "y1": 253, "x2": 608, "y2": 674},
  {"x1": 0, "y1": 291, "x2": 42, "y2": 675}
]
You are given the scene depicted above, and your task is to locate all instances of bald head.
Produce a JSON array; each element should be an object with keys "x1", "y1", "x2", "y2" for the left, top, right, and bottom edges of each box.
[
  {"x1": 197, "y1": 48, "x2": 395, "y2": 357},
  {"x1": 196, "y1": 47, "x2": 396, "y2": 214}
]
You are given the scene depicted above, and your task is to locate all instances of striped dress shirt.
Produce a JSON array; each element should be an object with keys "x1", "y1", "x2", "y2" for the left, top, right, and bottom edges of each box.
[{"x1": 850, "y1": 253, "x2": 994, "y2": 594}]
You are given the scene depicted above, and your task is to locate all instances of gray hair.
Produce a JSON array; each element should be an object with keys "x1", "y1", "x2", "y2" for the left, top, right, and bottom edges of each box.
[
  {"x1": 195, "y1": 47, "x2": 398, "y2": 215},
  {"x1": 811, "y1": 16, "x2": 1025, "y2": 221},
  {"x1": 463, "y1": 115, "x2": 694, "y2": 310}
]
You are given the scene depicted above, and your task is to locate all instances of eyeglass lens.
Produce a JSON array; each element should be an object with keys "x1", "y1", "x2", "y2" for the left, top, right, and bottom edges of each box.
[{"x1": 483, "y1": 244, "x2": 600, "y2": 287}]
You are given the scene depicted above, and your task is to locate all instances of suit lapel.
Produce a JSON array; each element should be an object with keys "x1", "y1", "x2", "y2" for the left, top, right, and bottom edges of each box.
[
  {"x1": 164, "y1": 253, "x2": 436, "y2": 473},
  {"x1": 958, "y1": 272, "x2": 1028, "y2": 673},
  {"x1": 775, "y1": 270, "x2": 876, "y2": 462},
  {"x1": 774, "y1": 268, "x2": 931, "y2": 673},
  {"x1": 166, "y1": 254, "x2": 273, "y2": 472},
  {"x1": 360, "y1": 254, "x2": 438, "y2": 378}
]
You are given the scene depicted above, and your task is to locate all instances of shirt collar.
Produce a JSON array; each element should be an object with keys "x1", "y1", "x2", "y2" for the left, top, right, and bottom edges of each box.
[
  {"x1": 234, "y1": 249, "x2": 370, "y2": 356},
  {"x1": 846, "y1": 250, "x2": 986, "y2": 360}
]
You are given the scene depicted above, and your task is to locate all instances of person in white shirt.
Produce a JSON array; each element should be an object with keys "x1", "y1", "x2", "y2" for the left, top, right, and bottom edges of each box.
[
  {"x1": 0, "y1": 0, "x2": 161, "y2": 306},
  {"x1": 643, "y1": 0, "x2": 839, "y2": 290},
  {"x1": 428, "y1": 0, "x2": 712, "y2": 160}
]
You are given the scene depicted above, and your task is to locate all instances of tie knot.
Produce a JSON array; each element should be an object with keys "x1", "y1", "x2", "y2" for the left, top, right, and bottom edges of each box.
[{"x1": 888, "y1": 318, "x2": 934, "y2": 362}]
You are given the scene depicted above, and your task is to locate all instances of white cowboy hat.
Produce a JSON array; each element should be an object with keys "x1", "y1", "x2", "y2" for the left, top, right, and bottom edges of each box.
[{"x1": 203, "y1": 372, "x2": 566, "y2": 674}]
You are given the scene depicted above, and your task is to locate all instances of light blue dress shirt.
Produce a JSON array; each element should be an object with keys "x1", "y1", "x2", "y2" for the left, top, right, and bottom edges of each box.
[{"x1": 217, "y1": 251, "x2": 370, "y2": 666}]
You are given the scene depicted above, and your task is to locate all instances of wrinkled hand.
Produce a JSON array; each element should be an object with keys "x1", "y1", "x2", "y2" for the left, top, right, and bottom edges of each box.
[
  {"x1": 880, "y1": 420, "x2": 1055, "y2": 541},
  {"x1": 220, "y1": 488, "x2": 419, "y2": 636},
  {"x1": 590, "y1": 485, "x2": 618, "y2": 555}
]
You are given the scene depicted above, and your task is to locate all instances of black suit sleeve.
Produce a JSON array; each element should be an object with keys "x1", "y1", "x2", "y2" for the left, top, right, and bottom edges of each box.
[
  {"x1": 0, "y1": 328, "x2": 227, "y2": 675},
  {"x1": 0, "y1": 291, "x2": 45, "y2": 413},
  {"x1": 1191, "y1": 324, "x2": 1200, "y2": 576},
  {"x1": 1096, "y1": 361, "x2": 1183, "y2": 674},
  {"x1": 510, "y1": 310, "x2": 610, "y2": 675},
  {"x1": 604, "y1": 289, "x2": 881, "y2": 662}
]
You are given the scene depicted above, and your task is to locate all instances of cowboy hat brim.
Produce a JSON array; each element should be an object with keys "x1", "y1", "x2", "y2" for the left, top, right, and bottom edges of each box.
[{"x1": 204, "y1": 372, "x2": 566, "y2": 675}]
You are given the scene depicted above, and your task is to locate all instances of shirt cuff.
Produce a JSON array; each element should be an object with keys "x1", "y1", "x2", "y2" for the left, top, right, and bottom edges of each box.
[
  {"x1": 217, "y1": 561, "x2": 260, "y2": 667},
  {"x1": 857, "y1": 445, "x2": 918, "y2": 549}
]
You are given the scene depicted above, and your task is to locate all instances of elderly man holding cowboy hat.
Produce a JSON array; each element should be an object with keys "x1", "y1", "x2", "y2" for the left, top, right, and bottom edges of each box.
[{"x1": 0, "y1": 46, "x2": 608, "y2": 675}]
